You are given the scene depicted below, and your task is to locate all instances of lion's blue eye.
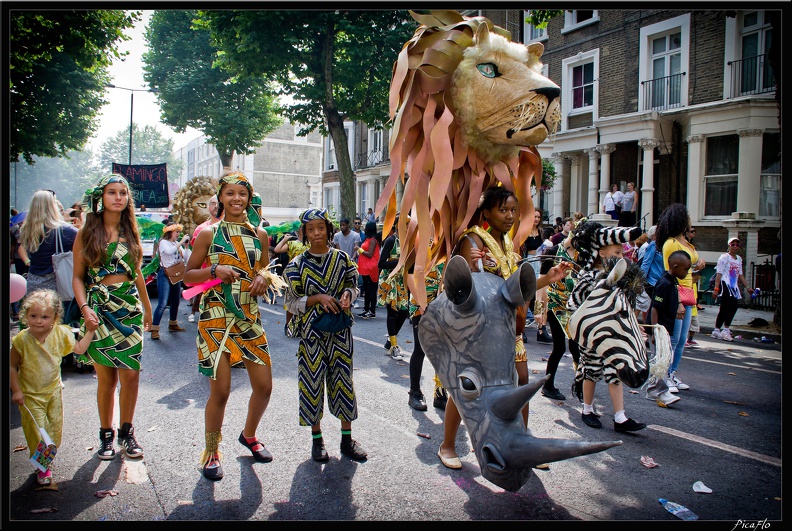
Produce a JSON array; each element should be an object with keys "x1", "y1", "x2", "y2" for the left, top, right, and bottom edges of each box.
[{"x1": 476, "y1": 63, "x2": 499, "y2": 78}]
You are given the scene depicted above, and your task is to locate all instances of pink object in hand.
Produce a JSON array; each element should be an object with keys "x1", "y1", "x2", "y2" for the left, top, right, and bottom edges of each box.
[{"x1": 182, "y1": 278, "x2": 223, "y2": 300}]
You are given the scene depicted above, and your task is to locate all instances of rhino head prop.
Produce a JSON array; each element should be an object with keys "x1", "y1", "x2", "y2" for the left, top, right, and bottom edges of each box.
[{"x1": 418, "y1": 255, "x2": 622, "y2": 492}]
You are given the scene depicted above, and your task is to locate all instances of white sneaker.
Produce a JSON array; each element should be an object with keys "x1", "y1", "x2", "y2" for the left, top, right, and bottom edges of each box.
[
  {"x1": 711, "y1": 329, "x2": 722, "y2": 340},
  {"x1": 188, "y1": 314, "x2": 195, "y2": 323},
  {"x1": 656, "y1": 390, "x2": 680, "y2": 407},
  {"x1": 670, "y1": 371, "x2": 689, "y2": 390},
  {"x1": 721, "y1": 328, "x2": 734, "y2": 342},
  {"x1": 666, "y1": 378, "x2": 679, "y2": 393},
  {"x1": 389, "y1": 345, "x2": 404, "y2": 361}
]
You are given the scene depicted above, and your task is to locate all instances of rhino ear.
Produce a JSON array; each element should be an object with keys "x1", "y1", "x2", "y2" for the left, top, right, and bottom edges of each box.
[
  {"x1": 606, "y1": 258, "x2": 628, "y2": 287},
  {"x1": 444, "y1": 255, "x2": 476, "y2": 309},
  {"x1": 500, "y1": 262, "x2": 536, "y2": 308}
]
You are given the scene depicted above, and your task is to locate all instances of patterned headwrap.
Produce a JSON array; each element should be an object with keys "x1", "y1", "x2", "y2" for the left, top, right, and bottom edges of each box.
[
  {"x1": 82, "y1": 173, "x2": 130, "y2": 213},
  {"x1": 570, "y1": 219, "x2": 642, "y2": 271},
  {"x1": 217, "y1": 172, "x2": 259, "y2": 226},
  {"x1": 300, "y1": 208, "x2": 331, "y2": 223}
]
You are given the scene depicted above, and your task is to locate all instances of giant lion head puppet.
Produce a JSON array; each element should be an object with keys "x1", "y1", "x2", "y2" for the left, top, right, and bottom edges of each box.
[
  {"x1": 376, "y1": 10, "x2": 562, "y2": 309},
  {"x1": 170, "y1": 175, "x2": 218, "y2": 238}
]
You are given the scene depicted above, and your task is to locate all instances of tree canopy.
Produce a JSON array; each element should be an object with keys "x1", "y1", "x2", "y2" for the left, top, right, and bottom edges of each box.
[
  {"x1": 11, "y1": 150, "x2": 101, "y2": 211},
  {"x1": 97, "y1": 123, "x2": 184, "y2": 176},
  {"x1": 142, "y1": 10, "x2": 283, "y2": 170},
  {"x1": 10, "y1": 10, "x2": 139, "y2": 164},
  {"x1": 198, "y1": 10, "x2": 416, "y2": 220}
]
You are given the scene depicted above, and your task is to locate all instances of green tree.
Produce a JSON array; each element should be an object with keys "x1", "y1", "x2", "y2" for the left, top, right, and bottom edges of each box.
[
  {"x1": 10, "y1": 150, "x2": 102, "y2": 211},
  {"x1": 142, "y1": 10, "x2": 282, "y2": 171},
  {"x1": 97, "y1": 124, "x2": 184, "y2": 176},
  {"x1": 10, "y1": 10, "x2": 139, "y2": 164},
  {"x1": 525, "y1": 10, "x2": 564, "y2": 29},
  {"x1": 198, "y1": 10, "x2": 415, "y2": 220}
]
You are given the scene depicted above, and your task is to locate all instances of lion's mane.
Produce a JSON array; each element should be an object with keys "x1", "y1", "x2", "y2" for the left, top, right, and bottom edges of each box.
[
  {"x1": 171, "y1": 175, "x2": 218, "y2": 238},
  {"x1": 376, "y1": 10, "x2": 552, "y2": 308}
]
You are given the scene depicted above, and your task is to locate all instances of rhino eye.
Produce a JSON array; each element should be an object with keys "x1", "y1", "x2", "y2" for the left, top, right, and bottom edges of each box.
[
  {"x1": 476, "y1": 63, "x2": 500, "y2": 78},
  {"x1": 461, "y1": 377, "x2": 476, "y2": 391}
]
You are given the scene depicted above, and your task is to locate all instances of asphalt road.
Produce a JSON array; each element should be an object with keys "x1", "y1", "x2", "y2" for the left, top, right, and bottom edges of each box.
[{"x1": 6, "y1": 296, "x2": 783, "y2": 522}]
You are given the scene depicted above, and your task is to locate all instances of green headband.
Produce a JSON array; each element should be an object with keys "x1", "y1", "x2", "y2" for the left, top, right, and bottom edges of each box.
[{"x1": 82, "y1": 174, "x2": 130, "y2": 213}]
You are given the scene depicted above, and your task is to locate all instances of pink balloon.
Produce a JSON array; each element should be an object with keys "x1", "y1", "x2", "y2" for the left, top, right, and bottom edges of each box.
[{"x1": 10, "y1": 273, "x2": 27, "y2": 303}]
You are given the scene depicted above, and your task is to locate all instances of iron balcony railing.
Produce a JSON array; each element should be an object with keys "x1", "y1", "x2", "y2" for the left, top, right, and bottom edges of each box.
[
  {"x1": 355, "y1": 148, "x2": 389, "y2": 169},
  {"x1": 727, "y1": 53, "x2": 775, "y2": 98},
  {"x1": 641, "y1": 72, "x2": 686, "y2": 111}
]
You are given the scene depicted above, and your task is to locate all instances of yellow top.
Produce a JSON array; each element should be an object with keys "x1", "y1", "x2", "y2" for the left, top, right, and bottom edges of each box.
[
  {"x1": 662, "y1": 237, "x2": 699, "y2": 289},
  {"x1": 11, "y1": 325, "x2": 75, "y2": 397}
]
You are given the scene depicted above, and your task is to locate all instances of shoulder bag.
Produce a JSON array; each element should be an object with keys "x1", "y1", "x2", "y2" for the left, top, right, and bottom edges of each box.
[
  {"x1": 52, "y1": 226, "x2": 75, "y2": 300},
  {"x1": 677, "y1": 285, "x2": 696, "y2": 306},
  {"x1": 164, "y1": 244, "x2": 186, "y2": 285}
]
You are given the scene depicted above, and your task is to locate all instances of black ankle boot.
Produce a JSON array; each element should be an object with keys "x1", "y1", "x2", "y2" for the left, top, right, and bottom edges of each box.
[{"x1": 537, "y1": 327, "x2": 553, "y2": 343}]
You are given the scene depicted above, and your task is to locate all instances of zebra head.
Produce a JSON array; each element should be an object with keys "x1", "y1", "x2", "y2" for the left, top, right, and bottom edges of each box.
[
  {"x1": 419, "y1": 255, "x2": 623, "y2": 492},
  {"x1": 567, "y1": 258, "x2": 650, "y2": 392}
]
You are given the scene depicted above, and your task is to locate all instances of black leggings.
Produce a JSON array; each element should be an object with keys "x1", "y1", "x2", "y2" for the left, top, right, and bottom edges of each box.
[
  {"x1": 387, "y1": 305, "x2": 410, "y2": 338},
  {"x1": 409, "y1": 315, "x2": 426, "y2": 392},
  {"x1": 544, "y1": 310, "x2": 581, "y2": 389},
  {"x1": 362, "y1": 276, "x2": 378, "y2": 314},
  {"x1": 715, "y1": 282, "x2": 740, "y2": 329}
]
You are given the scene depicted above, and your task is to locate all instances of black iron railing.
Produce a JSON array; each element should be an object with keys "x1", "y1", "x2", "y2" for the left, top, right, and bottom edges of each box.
[
  {"x1": 727, "y1": 54, "x2": 775, "y2": 98},
  {"x1": 355, "y1": 149, "x2": 389, "y2": 169},
  {"x1": 641, "y1": 72, "x2": 686, "y2": 111}
]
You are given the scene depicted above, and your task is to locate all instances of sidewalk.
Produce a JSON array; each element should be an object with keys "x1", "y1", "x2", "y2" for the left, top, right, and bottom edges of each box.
[{"x1": 693, "y1": 303, "x2": 781, "y2": 344}]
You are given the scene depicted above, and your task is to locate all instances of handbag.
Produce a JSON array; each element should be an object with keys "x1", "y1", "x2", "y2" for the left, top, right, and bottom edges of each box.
[
  {"x1": 678, "y1": 285, "x2": 696, "y2": 306},
  {"x1": 22, "y1": 405, "x2": 57, "y2": 473},
  {"x1": 312, "y1": 306, "x2": 353, "y2": 333},
  {"x1": 164, "y1": 261, "x2": 186, "y2": 285},
  {"x1": 52, "y1": 227, "x2": 75, "y2": 300}
]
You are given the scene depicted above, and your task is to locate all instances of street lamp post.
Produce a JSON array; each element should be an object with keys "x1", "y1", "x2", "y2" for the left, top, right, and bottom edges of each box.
[{"x1": 105, "y1": 84, "x2": 159, "y2": 165}]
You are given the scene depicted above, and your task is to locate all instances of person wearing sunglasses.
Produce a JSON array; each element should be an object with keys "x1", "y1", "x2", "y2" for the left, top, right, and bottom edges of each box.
[{"x1": 711, "y1": 237, "x2": 751, "y2": 342}]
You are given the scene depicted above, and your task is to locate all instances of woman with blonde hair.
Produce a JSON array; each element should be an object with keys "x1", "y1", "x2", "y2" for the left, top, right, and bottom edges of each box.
[{"x1": 18, "y1": 190, "x2": 78, "y2": 301}]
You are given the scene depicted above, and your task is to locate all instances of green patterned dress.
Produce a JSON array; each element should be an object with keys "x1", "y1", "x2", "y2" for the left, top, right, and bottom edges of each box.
[{"x1": 76, "y1": 241, "x2": 144, "y2": 370}]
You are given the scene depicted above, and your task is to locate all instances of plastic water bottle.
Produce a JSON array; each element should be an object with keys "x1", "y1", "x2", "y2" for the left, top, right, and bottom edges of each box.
[
  {"x1": 751, "y1": 287, "x2": 761, "y2": 300},
  {"x1": 658, "y1": 498, "x2": 699, "y2": 520}
]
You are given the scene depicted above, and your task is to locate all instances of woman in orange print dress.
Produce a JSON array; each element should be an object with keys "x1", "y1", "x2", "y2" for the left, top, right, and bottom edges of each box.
[{"x1": 185, "y1": 172, "x2": 280, "y2": 481}]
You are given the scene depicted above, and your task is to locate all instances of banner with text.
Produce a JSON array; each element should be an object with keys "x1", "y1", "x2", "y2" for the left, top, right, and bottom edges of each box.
[{"x1": 111, "y1": 163, "x2": 169, "y2": 208}]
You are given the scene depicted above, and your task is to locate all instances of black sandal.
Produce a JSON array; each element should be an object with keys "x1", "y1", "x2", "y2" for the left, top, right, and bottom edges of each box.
[{"x1": 238, "y1": 432, "x2": 273, "y2": 462}]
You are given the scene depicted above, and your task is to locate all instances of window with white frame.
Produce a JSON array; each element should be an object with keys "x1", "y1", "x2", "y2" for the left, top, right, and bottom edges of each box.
[
  {"x1": 562, "y1": 10, "x2": 599, "y2": 34},
  {"x1": 523, "y1": 10, "x2": 547, "y2": 43},
  {"x1": 649, "y1": 32, "x2": 682, "y2": 109},
  {"x1": 738, "y1": 11, "x2": 774, "y2": 94},
  {"x1": 639, "y1": 15, "x2": 690, "y2": 112},
  {"x1": 703, "y1": 134, "x2": 739, "y2": 217},
  {"x1": 325, "y1": 125, "x2": 353, "y2": 171},
  {"x1": 359, "y1": 181, "x2": 368, "y2": 217},
  {"x1": 368, "y1": 128, "x2": 383, "y2": 165},
  {"x1": 759, "y1": 132, "x2": 780, "y2": 218},
  {"x1": 561, "y1": 49, "x2": 599, "y2": 129},
  {"x1": 324, "y1": 186, "x2": 339, "y2": 214}
]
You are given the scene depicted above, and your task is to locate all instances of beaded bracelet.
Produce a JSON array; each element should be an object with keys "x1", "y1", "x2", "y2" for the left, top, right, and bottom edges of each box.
[
  {"x1": 210, "y1": 264, "x2": 218, "y2": 278},
  {"x1": 79, "y1": 302, "x2": 90, "y2": 311}
]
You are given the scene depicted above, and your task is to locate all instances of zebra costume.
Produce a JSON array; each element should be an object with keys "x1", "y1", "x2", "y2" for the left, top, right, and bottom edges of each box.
[{"x1": 565, "y1": 220, "x2": 647, "y2": 401}]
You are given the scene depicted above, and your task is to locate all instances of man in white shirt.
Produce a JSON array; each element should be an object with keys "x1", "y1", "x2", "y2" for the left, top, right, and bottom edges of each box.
[{"x1": 333, "y1": 218, "x2": 362, "y2": 308}]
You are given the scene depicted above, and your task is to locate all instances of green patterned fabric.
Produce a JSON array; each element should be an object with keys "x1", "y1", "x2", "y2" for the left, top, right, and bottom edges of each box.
[{"x1": 76, "y1": 242, "x2": 143, "y2": 369}]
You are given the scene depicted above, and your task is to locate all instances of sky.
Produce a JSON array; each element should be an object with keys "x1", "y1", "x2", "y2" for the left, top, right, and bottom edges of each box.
[{"x1": 88, "y1": 11, "x2": 201, "y2": 152}]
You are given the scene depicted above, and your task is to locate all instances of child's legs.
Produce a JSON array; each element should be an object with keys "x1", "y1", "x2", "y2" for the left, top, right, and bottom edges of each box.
[
  {"x1": 46, "y1": 388, "x2": 64, "y2": 448},
  {"x1": 409, "y1": 316, "x2": 426, "y2": 392},
  {"x1": 19, "y1": 396, "x2": 47, "y2": 460},
  {"x1": 669, "y1": 305, "x2": 692, "y2": 374},
  {"x1": 298, "y1": 338, "x2": 326, "y2": 426},
  {"x1": 326, "y1": 330, "x2": 357, "y2": 422},
  {"x1": 440, "y1": 395, "x2": 462, "y2": 456}
]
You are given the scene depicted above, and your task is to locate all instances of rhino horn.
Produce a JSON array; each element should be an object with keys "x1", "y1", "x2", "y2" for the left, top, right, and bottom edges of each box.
[
  {"x1": 491, "y1": 433, "x2": 623, "y2": 471},
  {"x1": 500, "y1": 261, "x2": 537, "y2": 308},
  {"x1": 443, "y1": 255, "x2": 478, "y2": 312},
  {"x1": 490, "y1": 374, "x2": 549, "y2": 421}
]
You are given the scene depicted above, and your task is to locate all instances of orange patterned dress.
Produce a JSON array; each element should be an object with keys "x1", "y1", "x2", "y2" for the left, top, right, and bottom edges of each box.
[{"x1": 197, "y1": 220, "x2": 270, "y2": 379}]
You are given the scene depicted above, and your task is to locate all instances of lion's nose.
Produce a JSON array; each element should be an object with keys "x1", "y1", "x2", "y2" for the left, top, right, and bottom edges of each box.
[{"x1": 534, "y1": 86, "x2": 560, "y2": 102}]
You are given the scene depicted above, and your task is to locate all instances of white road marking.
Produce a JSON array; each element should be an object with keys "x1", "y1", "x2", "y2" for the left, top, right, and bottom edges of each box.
[
  {"x1": 648, "y1": 425, "x2": 781, "y2": 467},
  {"x1": 684, "y1": 355, "x2": 781, "y2": 375}
]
